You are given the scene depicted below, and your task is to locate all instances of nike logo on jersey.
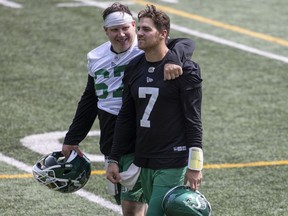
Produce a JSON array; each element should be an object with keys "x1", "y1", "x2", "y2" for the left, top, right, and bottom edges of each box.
[{"x1": 146, "y1": 77, "x2": 154, "y2": 83}]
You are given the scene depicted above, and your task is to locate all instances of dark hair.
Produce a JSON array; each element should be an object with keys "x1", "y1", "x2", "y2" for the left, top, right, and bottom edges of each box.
[
  {"x1": 138, "y1": 5, "x2": 170, "y2": 36},
  {"x1": 102, "y1": 2, "x2": 133, "y2": 20}
]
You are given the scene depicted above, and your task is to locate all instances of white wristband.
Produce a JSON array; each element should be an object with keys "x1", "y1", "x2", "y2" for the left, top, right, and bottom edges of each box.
[{"x1": 187, "y1": 147, "x2": 203, "y2": 170}]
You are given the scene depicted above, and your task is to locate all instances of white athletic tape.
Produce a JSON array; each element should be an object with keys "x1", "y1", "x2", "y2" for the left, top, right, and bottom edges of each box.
[{"x1": 188, "y1": 147, "x2": 203, "y2": 170}]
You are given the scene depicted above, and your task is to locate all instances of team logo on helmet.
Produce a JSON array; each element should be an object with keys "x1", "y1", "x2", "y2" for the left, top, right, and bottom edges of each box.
[{"x1": 162, "y1": 185, "x2": 212, "y2": 216}]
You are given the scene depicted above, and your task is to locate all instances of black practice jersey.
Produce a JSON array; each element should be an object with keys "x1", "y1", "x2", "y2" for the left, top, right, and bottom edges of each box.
[
  {"x1": 111, "y1": 52, "x2": 202, "y2": 169},
  {"x1": 64, "y1": 38, "x2": 195, "y2": 157}
]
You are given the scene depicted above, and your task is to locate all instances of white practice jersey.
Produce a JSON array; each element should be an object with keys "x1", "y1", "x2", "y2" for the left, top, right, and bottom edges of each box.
[{"x1": 87, "y1": 38, "x2": 143, "y2": 115}]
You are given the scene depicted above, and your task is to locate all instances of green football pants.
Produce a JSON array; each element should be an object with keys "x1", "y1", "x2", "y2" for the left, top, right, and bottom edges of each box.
[{"x1": 140, "y1": 166, "x2": 187, "y2": 216}]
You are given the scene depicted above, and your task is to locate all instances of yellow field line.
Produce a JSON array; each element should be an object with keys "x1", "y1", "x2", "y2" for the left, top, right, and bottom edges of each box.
[
  {"x1": 0, "y1": 173, "x2": 33, "y2": 179},
  {"x1": 91, "y1": 170, "x2": 106, "y2": 175},
  {"x1": 204, "y1": 160, "x2": 288, "y2": 169},
  {"x1": 0, "y1": 170, "x2": 106, "y2": 179},
  {"x1": 131, "y1": 0, "x2": 288, "y2": 47},
  {"x1": 1, "y1": 160, "x2": 288, "y2": 179}
]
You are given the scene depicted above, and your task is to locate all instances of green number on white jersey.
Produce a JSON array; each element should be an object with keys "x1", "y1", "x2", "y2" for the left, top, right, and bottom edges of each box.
[{"x1": 94, "y1": 65, "x2": 125, "y2": 99}]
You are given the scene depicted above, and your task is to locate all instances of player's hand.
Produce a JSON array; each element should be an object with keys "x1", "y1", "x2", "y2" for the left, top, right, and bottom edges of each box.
[
  {"x1": 62, "y1": 144, "x2": 83, "y2": 158},
  {"x1": 106, "y1": 163, "x2": 121, "y2": 184},
  {"x1": 164, "y1": 63, "x2": 183, "y2": 80},
  {"x1": 184, "y1": 169, "x2": 202, "y2": 191}
]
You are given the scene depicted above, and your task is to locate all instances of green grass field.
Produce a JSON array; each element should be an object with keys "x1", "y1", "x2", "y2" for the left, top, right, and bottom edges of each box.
[{"x1": 1, "y1": 0, "x2": 288, "y2": 215}]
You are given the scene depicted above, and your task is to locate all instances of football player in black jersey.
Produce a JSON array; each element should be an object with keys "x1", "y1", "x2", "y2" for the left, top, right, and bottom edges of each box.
[
  {"x1": 107, "y1": 5, "x2": 203, "y2": 216},
  {"x1": 61, "y1": 2, "x2": 195, "y2": 216}
]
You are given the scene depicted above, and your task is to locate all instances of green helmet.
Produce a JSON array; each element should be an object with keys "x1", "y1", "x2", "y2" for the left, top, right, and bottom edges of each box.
[
  {"x1": 32, "y1": 151, "x2": 91, "y2": 193},
  {"x1": 162, "y1": 185, "x2": 212, "y2": 216}
]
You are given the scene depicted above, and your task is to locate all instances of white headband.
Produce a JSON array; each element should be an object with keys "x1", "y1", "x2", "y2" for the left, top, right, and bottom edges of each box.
[{"x1": 104, "y1": 12, "x2": 134, "y2": 28}]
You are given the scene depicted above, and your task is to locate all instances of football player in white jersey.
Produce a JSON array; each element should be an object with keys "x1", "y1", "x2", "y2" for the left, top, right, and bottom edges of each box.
[{"x1": 61, "y1": 2, "x2": 195, "y2": 216}]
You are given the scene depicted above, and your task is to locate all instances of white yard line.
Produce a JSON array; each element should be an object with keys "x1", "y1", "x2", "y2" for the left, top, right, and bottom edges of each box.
[
  {"x1": 0, "y1": 0, "x2": 22, "y2": 8},
  {"x1": 57, "y1": 0, "x2": 288, "y2": 64},
  {"x1": 171, "y1": 23, "x2": 288, "y2": 64},
  {"x1": 20, "y1": 130, "x2": 105, "y2": 162},
  {"x1": 0, "y1": 152, "x2": 32, "y2": 173},
  {"x1": 159, "y1": 0, "x2": 178, "y2": 3},
  {"x1": 75, "y1": 190, "x2": 122, "y2": 214},
  {"x1": 57, "y1": 0, "x2": 134, "y2": 8},
  {"x1": 0, "y1": 152, "x2": 122, "y2": 215}
]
